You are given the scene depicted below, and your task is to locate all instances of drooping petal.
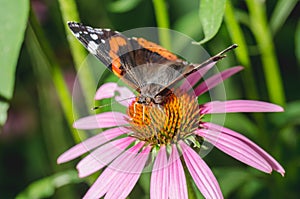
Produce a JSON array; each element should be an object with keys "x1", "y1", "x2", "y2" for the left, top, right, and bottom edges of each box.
[
  {"x1": 201, "y1": 100, "x2": 284, "y2": 114},
  {"x1": 180, "y1": 141, "x2": 223, "y2": 199},
  {"x1": 169, "y1": 144, "x2": 188, "y2": 199},
  {"x1": 200, "y1": 122, "x2": 285, "y2": 176},
  {"x1": 95, "y1": 82, "x2": 135, "y2": 107},
  {"x1": 77, "y1": 137, "x2": 136, "y2": 177},
  {"x1": 105, "y1": 146, "x2": 151, "y2": 199},
  {"x1": 150, "y1": 146, "x2": 169, "y2": 199},
  {"x1": 57, "y1": 127, "x2": 130, "y2": 164},
  {"x1": 180, "y1": 62, "x2": 216, "y2": 91},
  {"x1": 197, "y1": 129, "x2": 272, "y2": 174},
  {"x1": 194, "y1": 66, "x2": 243, "y2": 96},
  {"x1": 73, "y1": 112, "x2": 128, "y2": 129},
  {"x1": 83, "y1": 142, "x2": 145, "y2": 199}
]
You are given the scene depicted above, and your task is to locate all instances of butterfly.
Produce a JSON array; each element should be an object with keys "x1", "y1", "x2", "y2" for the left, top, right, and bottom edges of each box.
[{"x1": 68, "y1": 22, "x2": 237, "y2": 106}]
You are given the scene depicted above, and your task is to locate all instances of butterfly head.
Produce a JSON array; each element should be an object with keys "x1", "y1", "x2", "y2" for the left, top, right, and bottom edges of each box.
[
  {"x1": 137, "y1": 94, "x2": 164, "y2": 105},
  {"x1": 137, "y1": 83, "x2": 171, "y2": 105}
]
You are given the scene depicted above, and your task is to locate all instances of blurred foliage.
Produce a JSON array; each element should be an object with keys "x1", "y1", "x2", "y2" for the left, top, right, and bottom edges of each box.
[
  {"x1": 0, "y1": 0, "x2": 299, "y2": 198},
  {"x1": 0, "y1": 0, "x2": 29, "y2": 125}
]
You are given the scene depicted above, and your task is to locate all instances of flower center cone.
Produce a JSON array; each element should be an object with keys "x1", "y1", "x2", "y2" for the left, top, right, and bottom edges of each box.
[{"x1": 127, "y1": 92, "x2": 200, "y2": 146}]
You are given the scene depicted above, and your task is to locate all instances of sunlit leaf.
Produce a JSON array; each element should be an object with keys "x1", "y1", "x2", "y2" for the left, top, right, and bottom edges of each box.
[
  {"x1": 16, "y1": 170, "x2": 82, "y2": 199},
  {"x1": 196, "y1": 0, "x2": 226, "y2": 44},
  {"x1": 108, "y1": 0, "x2": 142, "y2": 13},
  {"x1": 174, "y1": 11, "x2": 203, "y2": 39},
  {"x1": 0, "y1": 0, "x2": 29, "y2": 126},
  {"x1": 0, "y1": 102, "x2": 9, "y2": 126},
  {"x1": 0, "y1": 0, "x2": 29, "y2": 100}
]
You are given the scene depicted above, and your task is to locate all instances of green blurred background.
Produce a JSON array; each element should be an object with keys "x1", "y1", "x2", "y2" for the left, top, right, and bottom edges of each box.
[{"x1": 0, "y1": 0, "x2": 299, "y2": 198}]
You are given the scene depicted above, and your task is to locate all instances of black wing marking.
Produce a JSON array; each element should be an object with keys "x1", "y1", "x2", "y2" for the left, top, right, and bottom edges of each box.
[{"x1": 68, "y1": 22, "x2": 142, "y2": 90}]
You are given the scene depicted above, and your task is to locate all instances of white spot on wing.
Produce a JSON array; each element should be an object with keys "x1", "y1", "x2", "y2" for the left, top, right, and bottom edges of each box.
[
  {"x1": 101, "y1": 39, "x2": 106, "y2": 44},
  {"x1": 87, "y1": 41, "x2": 98, "y2": 55},
  {"x1": 90, "y1": 33, "x2": 98, "y2": 40},
  {"x1": 72, "y1": 23, "x2": 79, "y2": 27},
  {"x1": 95, "y1": 29, "x2": 104, "y2": 35},
  {"x1": 74, "y1": 32, "x2": 80, "y2": 38}
]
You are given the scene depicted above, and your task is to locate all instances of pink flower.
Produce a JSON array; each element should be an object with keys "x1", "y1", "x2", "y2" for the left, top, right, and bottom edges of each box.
[{"x1": 58, "y1": 65, "x2": 284, "y2": 199}]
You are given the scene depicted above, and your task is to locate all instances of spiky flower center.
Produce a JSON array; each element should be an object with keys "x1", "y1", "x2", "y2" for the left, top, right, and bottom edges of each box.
[{"x1": 127, "y1": 92, "x2": 201, "y2": 146}]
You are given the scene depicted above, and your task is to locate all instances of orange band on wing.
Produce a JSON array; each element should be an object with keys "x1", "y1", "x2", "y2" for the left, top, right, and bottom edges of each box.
[
  {"x1": 109, "y1": 36, "x2": 127, "y2": 77},
  {"x1": 109, "y1": 36, "x2": 127, "y2": 52},
  {"x1": 136, "y1": 38, "x2": 177, "y2": 61},
  {"x1": 112, "y1": 59, "x2": 122, "y2": 77}
]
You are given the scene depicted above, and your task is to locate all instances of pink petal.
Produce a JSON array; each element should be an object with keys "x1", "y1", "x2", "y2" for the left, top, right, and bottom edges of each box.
[
  {"x1": 197, "y1": 129, "x2": 272, "y2": 174},
  {"x1": 83, "y1": 142, "x2": 145, "y2": 199},
  {"x1": 73, "y1": 111, "x2": 128, "y2": 129},
  {"x1": 201, "y1": 100, "x2": 284, "y2": 114},
  {"x1": 180, "y1": 141, "x2": 223, "y2": 199},
  {"x1": 201, "y1": 122, "x2": 285, "y2": 176},
  {"x1": 57, "y1": 127, "x2": 130, "y2": 164},
  {"x1": 169, "y1": 144, "x2": 188, "y2": 199},
  {"x1": 105, "y1": 146, "x2": 151, "y2": 199},
  {"x1": 194, "y1": 66, "x2": 243, "y2": 96},
  {"x1": 95, "y1": 82, "x2": 135, "y2": 107},
  {"x1": 150, "y1": 146, "x2": 169, "y2": 199},
  {"x1": 180, "y1": 62, "x2": 216, "y2": 91},
  {"x1": 77, "y1": 137, "x2": 135, "y2": 177}
]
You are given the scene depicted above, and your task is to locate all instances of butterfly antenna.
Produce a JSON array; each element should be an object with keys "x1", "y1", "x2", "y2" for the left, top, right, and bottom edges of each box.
[
  {"x1": 186, "y1": 44, "x2": 238, "y2": 76},
  {"x1": 91, "y1": 96, "x2": 136, "y2": 110}
]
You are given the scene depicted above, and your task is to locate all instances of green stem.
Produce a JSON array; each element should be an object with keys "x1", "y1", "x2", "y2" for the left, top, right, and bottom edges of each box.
[
  {"x1": 28, "y1": 15, "x2": 83, "y2": 143},
  {"x1": 270, "y1": 0, "x2": 298, "y2": 36},
  {"x1": 224, "y1": 0, "x2": 259, "y2": 100},
  {"x1": 152, "y1": 0, "x2": 171, "y2": 49},
  {"x1": 57, "y1": 0, "x2": 96, "y2": 110},
  {"x1": 246, "y1": 0, "x2": 285, "y2": 106}
]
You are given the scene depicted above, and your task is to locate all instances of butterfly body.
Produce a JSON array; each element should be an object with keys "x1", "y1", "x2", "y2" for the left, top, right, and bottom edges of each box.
[{"x1": 68, "y1": 22, "x2": 237, "y2": 106}]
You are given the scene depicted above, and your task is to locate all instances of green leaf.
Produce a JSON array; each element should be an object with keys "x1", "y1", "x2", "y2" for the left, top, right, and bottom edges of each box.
[
  {"x1": 108, "y1": 0, "x2": 142, "y2": 13},
  {"x1": 270, "y1": 0, "x2": 298, "y2": 35},
  {"x1": 0, "y1": 0, "x2": 29, "y2": 100},
  {"x1": 0, "y1": 102, "x2": 9, "y2": 126},
  {"x1": 196, "y1": 0, "x2": 226, "y2": 44},
  {"x1": 16, "y1": 170, "x2": 83, "y2": 199},
  {"x1": 174, "y1": 11, "x2": 203, "y2": 39},
  {"x1": 0, "y1": 0, "x2": 29, "y2": 126}
]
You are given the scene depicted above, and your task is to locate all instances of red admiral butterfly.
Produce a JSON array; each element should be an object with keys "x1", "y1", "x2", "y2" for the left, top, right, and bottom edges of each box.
[{"x1": 68, "y1": 22, "x2": 237, "y2": 106}]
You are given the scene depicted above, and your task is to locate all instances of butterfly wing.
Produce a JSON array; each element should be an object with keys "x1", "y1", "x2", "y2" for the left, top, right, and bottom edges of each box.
[
  {"x1": 68, "y1": 22, "x2": 194, "y2": 95},
  {"x1": 68, "y1": 22, "x2": 142, "y2": 90}
]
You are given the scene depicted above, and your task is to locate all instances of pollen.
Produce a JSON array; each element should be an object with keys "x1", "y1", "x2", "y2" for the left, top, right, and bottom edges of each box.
[{"x1": 127, "y1": 92, "x2": 200, "y2": 146}]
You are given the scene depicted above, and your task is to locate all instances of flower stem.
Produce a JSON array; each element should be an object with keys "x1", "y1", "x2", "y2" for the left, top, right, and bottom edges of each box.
[
  {"x1": 152, "y1": 0, "x2": 171, "y2": 49},
  {"x1": 246, "y1": 0, "x2": 285, "y2": 106},
  {"x1": 224, "y1": 0, "x2": 259, "y2": 100},
  {"x1": 27, "y1": 14, "x2": 83, "y2": 143},
  {"x1": 57, "y1": 0, "x2": 96, "y2": 109}
]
